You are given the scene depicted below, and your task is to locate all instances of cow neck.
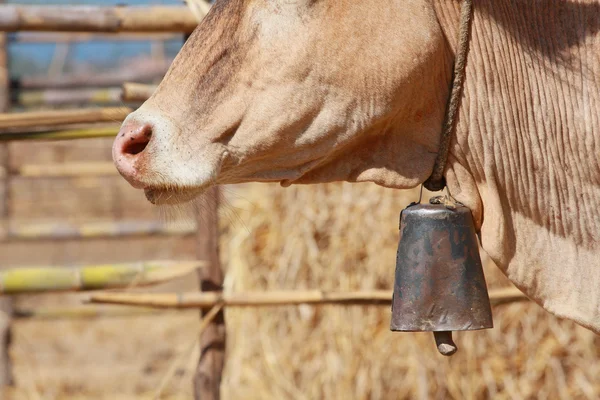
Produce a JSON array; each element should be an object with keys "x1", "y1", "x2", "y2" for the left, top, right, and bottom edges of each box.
[{"x1": 424, "y1": 0, "x2": 474, "y2": 191}]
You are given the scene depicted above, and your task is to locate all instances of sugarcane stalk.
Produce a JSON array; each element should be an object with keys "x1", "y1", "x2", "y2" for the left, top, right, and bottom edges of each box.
[
  {"x1": 88, "y1": 287, "x2": 530, "y2": 309},
  {"x1": 0, "y1": 261, "x2": 203, "y2": 294}
]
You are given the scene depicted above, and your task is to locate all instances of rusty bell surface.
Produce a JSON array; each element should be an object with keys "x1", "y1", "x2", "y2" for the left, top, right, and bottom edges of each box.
[{"x1": 390, "y1": 199, "x2": 493, "y2": 355}]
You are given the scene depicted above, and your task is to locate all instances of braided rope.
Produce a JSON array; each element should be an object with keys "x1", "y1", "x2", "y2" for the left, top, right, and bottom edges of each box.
[{"x1": 424, "y1": 0, "x2": 474, "y2": 191}]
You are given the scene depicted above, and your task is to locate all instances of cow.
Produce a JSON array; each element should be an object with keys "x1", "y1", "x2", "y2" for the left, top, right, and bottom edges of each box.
[{"x1": 113, "y1": 0, "x2": 600, "y2": 333}]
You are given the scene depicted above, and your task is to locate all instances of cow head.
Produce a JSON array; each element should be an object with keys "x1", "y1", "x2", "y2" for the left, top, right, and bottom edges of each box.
[{"x1": 113, "y1": 0, "x2": 452, "y2": 205}]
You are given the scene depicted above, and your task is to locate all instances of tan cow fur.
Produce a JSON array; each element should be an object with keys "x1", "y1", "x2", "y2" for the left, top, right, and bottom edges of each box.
[
  {"x1": 115, "y1": 0, "x2": 600, "y2": 332},
  {"x1": 437, "y1": 0, "x2": 600, "y2": 332}
]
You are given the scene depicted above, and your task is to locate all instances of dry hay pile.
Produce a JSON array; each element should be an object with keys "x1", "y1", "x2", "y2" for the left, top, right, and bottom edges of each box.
[{"x1": 219, "y1": 182, "x2": 600, "y2": 400}]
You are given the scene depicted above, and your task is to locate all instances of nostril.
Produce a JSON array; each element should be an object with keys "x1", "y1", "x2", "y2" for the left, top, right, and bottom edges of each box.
[
  {"x1": 125, "y1": 140, "x2": 149, "y2": 155},
  {"x1": 121, "y1": 124, "x2": 152, "y2": 156}
]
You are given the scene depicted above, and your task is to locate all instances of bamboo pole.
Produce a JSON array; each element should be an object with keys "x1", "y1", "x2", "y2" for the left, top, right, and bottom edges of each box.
[
  {"x1": 0, "y1": 260, "x2": 203, "y2": 294},
  {"x1": 13, "y1": 88, "x2": 123, "y2": 107},
  {"x1": 17, "y1": 161, "x2": 117, "y2": 178},
  {"x1": 0, "y1": 107, "x2": 130, "y2": 132},
  {"x1": 0, "y1": 6, "x2": 199, "y2": 33},
  {"x1": 185, "y1": 0, "x2": 212, "y2": 23},
  {"x1": 89, "y1": 287, "x2": 528, "y2": 309},
  {"x1": 4, "y1": 219, "x2": 196, "y2": 240},
  {"x1": 13, "y1": 61, "x2": 170, "y2": 90},
  {"x1": 121, "y1": 82, "x2": 157, "y2": 103},
  {"x1": 195, "y1": 187, "x2": 224, "y2": 400},
  {"x1": 0, "y1": 122, "x2": 115, "y2": 134},
  {"x1": 12, "y1": 32, "x2": 181, "y2": 43},
  {"x1": 0, "y1": 125, "x2": 119, "y2": 142},
  {"x1": 12, "y1": 305, "x2": 184, "y2": 320}
]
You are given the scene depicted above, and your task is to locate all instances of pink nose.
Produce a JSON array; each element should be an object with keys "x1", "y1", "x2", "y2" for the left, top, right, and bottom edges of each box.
[{"x1": 112, "y1": 121, "x2": 153, "y2": 188}]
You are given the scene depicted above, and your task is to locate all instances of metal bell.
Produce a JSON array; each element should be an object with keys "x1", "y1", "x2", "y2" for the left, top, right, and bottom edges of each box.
[{"x1": 390, "y1": 196, "x2": 493, "y2": 356}]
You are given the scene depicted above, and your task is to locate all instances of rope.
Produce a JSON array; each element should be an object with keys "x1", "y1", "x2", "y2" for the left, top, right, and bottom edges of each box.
[{"x1": 424, "y1": 0, "x2": 474, "y2": 191}]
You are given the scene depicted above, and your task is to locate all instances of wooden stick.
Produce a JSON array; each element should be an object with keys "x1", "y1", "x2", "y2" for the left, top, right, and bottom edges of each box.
[
  {"x1": 11, "y1": 32, "x2": 181, "y2": 43},
  {"x1": 0, "y1": 125, "x2": 119, "y2": 141},
  {"x1": 0, "y1": 107, "x2": 130, "y2": 132},
  {"x1": 0, "y1": 5, "x2": 199, "y2": 33},
  {"x1": 89, "y1": 287, "x2": 528, "y2": 309},
  {"x1": 0, "y1": 260, "x2": 203, "y2": 294},
  {"x1": 121, "y1": 82, "x2": 157, "y2": 103}
]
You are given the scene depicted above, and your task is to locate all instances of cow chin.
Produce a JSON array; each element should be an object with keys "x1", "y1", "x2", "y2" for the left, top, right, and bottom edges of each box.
[{"x1": 143, "y1": 186, "x2": 205, "y2": 205}]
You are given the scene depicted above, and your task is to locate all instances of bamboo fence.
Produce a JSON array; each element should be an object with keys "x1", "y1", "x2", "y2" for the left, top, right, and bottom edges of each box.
[
  {"x1": 0, "y1": 5, "x2": 199, "y2": 33},
  {"x1": 89, "y1": 287, "x2": 528, "y2": 309},
  {"x1": 0, "y1": 4, "x2": 218, "y2": 397},
  {"x1": 0, "y1": 260, "x2": 202, "y2": 294}
]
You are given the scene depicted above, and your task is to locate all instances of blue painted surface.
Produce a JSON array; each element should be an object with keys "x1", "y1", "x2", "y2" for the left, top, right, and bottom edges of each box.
[{"x1": 7, "y1": 0, "x2": 185, "y2": 78}]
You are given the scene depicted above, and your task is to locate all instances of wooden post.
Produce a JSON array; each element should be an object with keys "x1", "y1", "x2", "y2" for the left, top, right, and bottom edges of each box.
[
  {"x1": 194, "y1": 187, "x2": 225, "y2": 400},
  {"x1": 0, "y1": 6, "x2": 14, "y2": 389}
]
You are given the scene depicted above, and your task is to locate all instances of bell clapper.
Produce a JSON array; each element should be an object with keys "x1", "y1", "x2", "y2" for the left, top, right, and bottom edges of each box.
[{"x1": 434, "y1": 331, "x2": 458, "y2": 356}]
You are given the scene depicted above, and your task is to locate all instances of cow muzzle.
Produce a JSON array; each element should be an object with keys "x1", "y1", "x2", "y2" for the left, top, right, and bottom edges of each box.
[{"x1": 113, "y1": 120, "x2": 153, "y2": 189}]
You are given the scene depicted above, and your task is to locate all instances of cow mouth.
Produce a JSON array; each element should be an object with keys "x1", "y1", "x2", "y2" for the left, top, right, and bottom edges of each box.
[{"x1": 143, "y1": 186, "x2": 203, "y2": 205}]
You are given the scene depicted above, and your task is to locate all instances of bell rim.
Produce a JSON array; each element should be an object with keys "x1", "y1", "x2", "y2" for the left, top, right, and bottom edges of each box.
[{"x1": 389, "y1": 323, "x2": 494, "y2": 332}]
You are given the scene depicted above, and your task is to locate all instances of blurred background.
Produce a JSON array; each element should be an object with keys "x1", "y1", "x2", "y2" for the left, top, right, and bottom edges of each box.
[{"x1": 1, "y1": 0, "x2": 599, "y2": 399}]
